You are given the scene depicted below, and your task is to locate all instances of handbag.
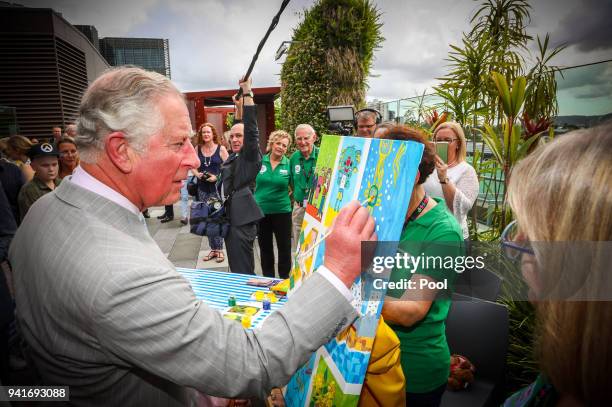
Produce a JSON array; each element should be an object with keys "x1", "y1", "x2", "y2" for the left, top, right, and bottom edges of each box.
[
  {"x1": 189, "y1": 158, "x2": 252, "y2": 239},
  {"x1": 189, "y1": 195, "x2": 230, "y2": 239}
]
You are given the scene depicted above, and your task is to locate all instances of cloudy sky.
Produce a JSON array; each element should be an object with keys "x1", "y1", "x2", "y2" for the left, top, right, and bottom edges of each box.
[{"x1": 17, "y1": 0, "x2": 612, "y2": 109}]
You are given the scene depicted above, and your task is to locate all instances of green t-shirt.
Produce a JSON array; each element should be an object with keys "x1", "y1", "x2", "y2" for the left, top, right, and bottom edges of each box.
[
  {"x1": 387, "y1": 198, "x2": 463, "y2": 393},
  {"x1": 289, "y1": 146, "x2": 318, "y2": 205},
  {"x1": 18, "y1": 176, "x2": 61, "y2": 221},
  {"x1": 254, "y1": 154, "x2": 292, "y2": 214}
]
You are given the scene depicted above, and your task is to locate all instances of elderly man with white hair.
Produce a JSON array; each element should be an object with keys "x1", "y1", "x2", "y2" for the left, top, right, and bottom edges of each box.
[
  {"x1": 64, "y1": 123, "x2": 78, "y2": 138},
  {"x1": 289, "y1": 123, "x2": 318, "y2": 254},
  {"x1": 9, "y1": 67, "x2": 377, "y2": 406}
]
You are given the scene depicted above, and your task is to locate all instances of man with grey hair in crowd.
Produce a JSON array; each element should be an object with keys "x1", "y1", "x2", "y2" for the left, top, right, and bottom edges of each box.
[
  {"x1": 289, "y1": 124, "x2": 318, "y2": 254},
  {"x1": 355, "y1": 109, "x2": 379, "y2": 138},
  {"x1": 51, "y1": 125, "x2": 62, "y2": 143},
  {"x1": 64, "y1": 123, "x2": 77, "y2": 138},
  {"x1": 9, "y1": 67, "x2": 376, "y2": 406}
]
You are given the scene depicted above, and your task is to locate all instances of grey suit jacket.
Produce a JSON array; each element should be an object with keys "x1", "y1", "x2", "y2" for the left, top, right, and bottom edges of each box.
[{"x1": 9, "y1": 180, "x2": 357, "y2": 406}]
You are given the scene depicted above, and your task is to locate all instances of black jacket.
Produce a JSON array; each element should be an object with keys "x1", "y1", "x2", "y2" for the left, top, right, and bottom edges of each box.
[
  {"x1": 219, "y1": 105, "x2": 264, "y2": 226},
  {"x1": 0, "y1": 159, "x2": 24, "y2": 223}
]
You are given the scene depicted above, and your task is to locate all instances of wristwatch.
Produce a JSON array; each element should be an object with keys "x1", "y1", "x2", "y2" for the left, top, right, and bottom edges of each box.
[{"x1": 439, "y1": 177, "x2": 449, "y2": 184}]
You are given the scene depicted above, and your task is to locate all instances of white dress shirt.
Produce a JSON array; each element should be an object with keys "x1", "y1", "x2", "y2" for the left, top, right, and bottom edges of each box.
[{"x1": 69, "y1": 165, "x2": 142, "y2": 218}]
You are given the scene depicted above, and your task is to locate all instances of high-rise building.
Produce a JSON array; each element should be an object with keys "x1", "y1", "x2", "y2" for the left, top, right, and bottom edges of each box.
[
  {"x1": 74, "y1": 25, "x2": 100, "y2": 51},
  {"x1": 99, "y1": 37, "x2": 171, "y2": 78},
  {"x1": 0, "y1": 6, "x2": 109, "y2": 138}
]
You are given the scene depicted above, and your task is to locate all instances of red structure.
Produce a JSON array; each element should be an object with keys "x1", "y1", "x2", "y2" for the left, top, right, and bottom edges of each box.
[{"x1": 184, "y1": 87, "x2": 280, "y2": 152}]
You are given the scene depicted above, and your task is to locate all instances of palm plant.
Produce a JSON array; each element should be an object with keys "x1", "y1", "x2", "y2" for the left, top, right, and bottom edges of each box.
[
  {"x1": 435, "y1": 2, "x2": 567, "y2": 393},
  {"x1": 470, "y1": 0, "x2": 533, "y2": 51},
  {"x1": 479, "y1": 72, "x2": 541, "y2": 230},
  {"x1": 524, "y1": 34, "x2": 566, "y2": 121}
]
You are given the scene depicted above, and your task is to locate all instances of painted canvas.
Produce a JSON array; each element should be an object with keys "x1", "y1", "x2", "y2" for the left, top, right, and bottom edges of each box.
[{"x1": 285, "y1": 135, "x2": 424, "y2": 405}]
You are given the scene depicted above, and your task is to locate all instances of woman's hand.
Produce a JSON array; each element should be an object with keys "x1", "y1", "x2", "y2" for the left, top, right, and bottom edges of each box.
[
  {"x1": 206, "y1": 174, "x2": 217, "y2": 183},
  {"x1": 435, "y1": 155, "x2": 448, "y2": 183},
  {"x1": 195, "y1": 171, "x2": 204, "y2": 179},
  {"x1": 232, "y1": 93, "x2": 242, "y2": 109}
]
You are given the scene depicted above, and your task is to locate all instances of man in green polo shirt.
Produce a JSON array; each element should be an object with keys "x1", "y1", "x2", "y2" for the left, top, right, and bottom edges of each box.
[
  {"x1": 289, "y1": 124, "x2": 319, "y2": 254},
  {"x1": 18, "y1": 142, "x2": 61, "y2": 221}
]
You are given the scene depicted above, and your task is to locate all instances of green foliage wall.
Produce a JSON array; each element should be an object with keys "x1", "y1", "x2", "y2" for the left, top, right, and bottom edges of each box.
[{"x1": 280, "y1": 0, "x2": 383, "y2": 137}]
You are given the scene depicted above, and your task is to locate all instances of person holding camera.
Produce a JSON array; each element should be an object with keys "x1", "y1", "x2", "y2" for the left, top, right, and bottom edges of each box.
[
  {"x1": 423, "y1": 122, "x2": 478, "y2": 240},
  {"x1": 195, "y1": 122, "x2": 229, "y2": 262}
]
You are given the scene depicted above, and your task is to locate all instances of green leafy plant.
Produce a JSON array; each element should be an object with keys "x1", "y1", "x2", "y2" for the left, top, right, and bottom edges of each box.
[
  {"x1": 434, "y1": 1, "x2": 567, "y2": 395},
  {"x1": 480, "y1": 72, "x2": 544, "y2": 229},
  {"x1": 280, "y1": 0, "x2": 384, "y2": 136}
]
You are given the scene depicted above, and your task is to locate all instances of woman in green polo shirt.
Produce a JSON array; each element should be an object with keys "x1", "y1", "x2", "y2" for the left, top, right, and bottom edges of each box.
[
  {"x1": 379, "y1": 125, "x2": 463, "y2": 407},
  {"x1": 254, "y1": 130, "x2": 293, "y2": 279}
]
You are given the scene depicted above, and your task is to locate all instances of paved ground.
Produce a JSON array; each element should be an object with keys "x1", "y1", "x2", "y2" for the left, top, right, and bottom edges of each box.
[{"x1": 146, "y1": 202, "x2": 277, "y2": 277}]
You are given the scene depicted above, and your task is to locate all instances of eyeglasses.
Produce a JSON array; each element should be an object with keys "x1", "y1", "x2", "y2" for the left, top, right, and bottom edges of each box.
[
  {"x1": 434, "y1": 138, "x2": 458, "y2": 143},
  {"x1": 500, "y1": 220, "x2": 534, "y2": 261}
]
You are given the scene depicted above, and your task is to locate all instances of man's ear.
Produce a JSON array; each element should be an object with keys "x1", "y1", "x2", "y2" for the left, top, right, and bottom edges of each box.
[{"x1": 105, "y1": 132, "x2": 133, "y2": 174}]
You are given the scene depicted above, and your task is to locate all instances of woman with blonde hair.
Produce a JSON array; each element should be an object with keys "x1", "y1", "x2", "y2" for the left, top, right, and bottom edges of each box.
[
  {"x1": 195, "y1": 122, "x2": 229, "y2": 261},
  {"x1": 424, "y1": 122, "x2": 479, "y2": 239},
  {"x1": 502, "y1": 123, "x2": 612, "y2": 406},
  {"x1": 254, "y1": 130, "x2": 293, "y2": 278},
  {"x1": 57, "y1": 137, "x2": 79, "y2": 179},
  {"x1": 5, "y1": 135, "x2": 35, "y2": 182}
]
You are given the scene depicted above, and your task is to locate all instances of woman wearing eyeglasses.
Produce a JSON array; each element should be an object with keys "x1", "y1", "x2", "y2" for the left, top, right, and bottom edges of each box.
[
  {"x1": 424, "y1": 122, "x2": 479, "y2": 240},
  {"x1": 501, "y1": 124, "x2": 611, "y2": 406}
]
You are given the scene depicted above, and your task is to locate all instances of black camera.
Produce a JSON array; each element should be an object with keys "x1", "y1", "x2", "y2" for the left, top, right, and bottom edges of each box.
[
  {"x1": 202, "y1": 171, "x2": 211, "y2": 180},
  {"x1": 327, "y1": 105, "x2": 355, "y2": 136}
]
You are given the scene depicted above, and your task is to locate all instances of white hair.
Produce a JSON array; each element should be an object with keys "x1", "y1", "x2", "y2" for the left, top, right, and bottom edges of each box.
[
  {"x1": 294, "y1": 124, "x2": 316, "y2": 137},
  {"x1": 75, "y1": 66, "x2": 182, "y2": 163}
]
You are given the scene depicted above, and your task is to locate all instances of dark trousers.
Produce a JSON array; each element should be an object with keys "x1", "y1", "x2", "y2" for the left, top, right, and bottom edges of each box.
[
  {"x1": 406, "y1": 383, "x2": 447, "y2": 407},
  {"x1": 226, "y1": 222, "x2": 257, "y2": 275},
  {"x1": 163, "y1": 205, "x2": 174, "y2": 217},
  {"x1": 257, "y1": 212, "x2": 292, "y2": 279}
]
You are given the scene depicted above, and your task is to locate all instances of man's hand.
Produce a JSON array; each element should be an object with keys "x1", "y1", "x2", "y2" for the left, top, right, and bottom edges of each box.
[
  {"x1": 324, "y1": 201, "x2": 377, "y2": 288},
  {"x1": 238, "y1": 77, "x2": 253, "y2": 94}
]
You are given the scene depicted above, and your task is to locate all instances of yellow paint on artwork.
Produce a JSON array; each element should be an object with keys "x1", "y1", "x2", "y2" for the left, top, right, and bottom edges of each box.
[
  {"x1": 335, "y1": 325, "x2": 375, "y2": 352},
  {"x1": 294, "y1": 226, "x2": 319, "y2": 283},
  {"x1": 323, "y1": 206, "x2": 338, "y2": 228}
]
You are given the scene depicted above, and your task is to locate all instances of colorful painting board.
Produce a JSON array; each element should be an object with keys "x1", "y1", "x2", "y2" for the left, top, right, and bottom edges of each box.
[{"x1": 285, "y1": 135, "x2": 423, "y2": 405}]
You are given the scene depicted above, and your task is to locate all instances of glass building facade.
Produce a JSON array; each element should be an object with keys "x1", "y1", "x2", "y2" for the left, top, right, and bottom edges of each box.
[{"x1": 99, "y1": 38, "x2": 171, "y2": 78}]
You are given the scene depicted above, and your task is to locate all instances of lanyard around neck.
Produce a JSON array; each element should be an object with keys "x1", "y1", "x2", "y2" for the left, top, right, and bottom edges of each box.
[{"x1": 405, "y1": 195, "x2": 429, "y2": 225}]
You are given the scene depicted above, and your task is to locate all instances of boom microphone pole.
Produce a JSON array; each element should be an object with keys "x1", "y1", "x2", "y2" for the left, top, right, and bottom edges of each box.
[{"x1": 235, "y1": 0, "x2": 291, "y2": 97}]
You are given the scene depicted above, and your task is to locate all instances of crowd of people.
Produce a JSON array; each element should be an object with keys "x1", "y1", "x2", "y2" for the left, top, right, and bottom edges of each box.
[
  {"x1": 0, "y1": 66, "x2": 609, "y2": 407},
  {"x1": 0, "y1": 130, "x2": 82, "y2": 223}
]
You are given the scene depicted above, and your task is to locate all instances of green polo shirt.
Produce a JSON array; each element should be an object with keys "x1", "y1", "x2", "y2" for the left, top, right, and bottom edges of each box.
[
  {"x1": 18, "y1": 176, "x2": 61, "y2": 221},
  {"x1": 289, "y1": 146, "x2": 318, "y2": 205},
  {"x1": 387, "y1": 198, "x2": 463, "y2": 393},
  {"x1": 254, "y1": 154, "x2": 292, "y2": 214}
]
